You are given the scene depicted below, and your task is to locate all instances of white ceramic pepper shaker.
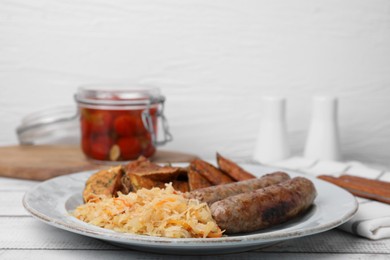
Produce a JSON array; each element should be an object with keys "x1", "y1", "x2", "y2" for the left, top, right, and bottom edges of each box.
[
  {"x1": 304, "y1": 96, "x2": 342, "y2": 161},
  {"x1": 253, "y1": 96, "x2": 290, "y2": 164}
]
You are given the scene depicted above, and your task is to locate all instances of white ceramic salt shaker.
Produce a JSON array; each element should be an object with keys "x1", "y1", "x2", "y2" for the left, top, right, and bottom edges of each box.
[
  {"x1": 253, "y1": 96, "x2": 290, "y2": 164},
  {"x1": 303, "y1": 96, "x2": 342, "y2": 161}
]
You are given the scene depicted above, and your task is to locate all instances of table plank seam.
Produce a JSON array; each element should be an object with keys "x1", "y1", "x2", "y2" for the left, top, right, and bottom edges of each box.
[
  {"x1": 0, "y1": 248, "x2": 126, "y2": 251},
  {"x1": 1, "y1": 248, "x2": 389, "y2": 255},
  {"x1": 0, "y1": 215, "x2": 31, "y2": 218}
]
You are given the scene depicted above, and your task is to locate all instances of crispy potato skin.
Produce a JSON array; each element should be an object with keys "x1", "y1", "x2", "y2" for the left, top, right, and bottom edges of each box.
[
  {"x1": 123, "y1": 157, "x2": 188, "y2": 192},
  {"x1": 125, "y1": 156, "x2": 181, "y2": 181},
  {"x1": 190, "y1": 159, "x2": 234, "y2": 185},
  {"x1": 188, "y1": 166, "x2": 213, "y2": 190},
  {"x1": 83, "y1": 165, "x2": 124, "y2": 203},
  {"x1": 216, "y1": 153, "x2": 256, "y2": 181},
  {"x1": 172, "y1": 180, "x2": 190, "y2": 193}
]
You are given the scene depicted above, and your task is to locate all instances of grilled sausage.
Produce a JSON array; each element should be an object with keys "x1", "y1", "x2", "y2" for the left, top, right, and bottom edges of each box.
[
  {"x1": 187, "y1": 171, "x2": 290, "y2": 205},
  {"x1": 210, "y1": 177, "x2": 316, "y2": 234}
]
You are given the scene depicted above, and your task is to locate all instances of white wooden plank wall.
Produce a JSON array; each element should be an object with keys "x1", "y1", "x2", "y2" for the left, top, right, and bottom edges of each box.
[{"x1": 1, "y1": 0, "x2": 390, "y2": 168}]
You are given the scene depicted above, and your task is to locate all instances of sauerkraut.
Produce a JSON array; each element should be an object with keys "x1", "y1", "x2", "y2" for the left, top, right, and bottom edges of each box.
[{"x1": 72, "y1": 183, "x2": 223, "y2": 238}]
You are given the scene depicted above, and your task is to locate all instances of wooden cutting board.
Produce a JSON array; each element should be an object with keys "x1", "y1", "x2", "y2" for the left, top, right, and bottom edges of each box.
[{"x1": 0, "y1": 145, "x2": 198, "y2": 181}]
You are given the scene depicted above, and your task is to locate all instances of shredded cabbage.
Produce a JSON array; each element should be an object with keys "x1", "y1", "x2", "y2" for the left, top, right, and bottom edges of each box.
[{"x1": 72, "y1": 183, "x2": 223, "y2": 238}]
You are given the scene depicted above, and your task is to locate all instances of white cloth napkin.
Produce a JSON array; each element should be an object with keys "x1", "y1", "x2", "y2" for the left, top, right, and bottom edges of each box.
[{"x1": 269, "y1": 157, "x2": 390, "y2": 240}]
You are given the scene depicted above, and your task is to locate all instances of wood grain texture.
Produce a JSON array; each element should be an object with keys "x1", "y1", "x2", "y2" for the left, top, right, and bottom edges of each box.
[
  {"x1": 0, "y1": 217, "x2": 115, "y2": 250},
  {"x1": 0, "y1": 177, "x2": 37, "y2": 191},
  {"x1": 0, "y1": 0, "x2": 390, "y2": 170},
  {"x1": 0, "y1": 145, "x2": 198, "y2": 180},
  {"x1": 1, "y1": 2, "x2": 390, "y2": 256},
  {"x1": 0, "y1": 251, "x2": 388, "y2": 260},
  {"x1": 1, "y1": 173, "x2": 390, "y2": 258},
  {"x1": 0, "y1": 191, "x2": 29, "y2": 216},
  {"x1": 0, "y1": 145, "x2": 100, "y2": 180},
  {"x1": 0, "y1": 216, "x2": 389, "y2": 254}
]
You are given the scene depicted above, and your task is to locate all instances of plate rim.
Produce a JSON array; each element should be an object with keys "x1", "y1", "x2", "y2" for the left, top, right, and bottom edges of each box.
[{"x1": 22, "y1": 164, "x2": 359, "y2": 250}]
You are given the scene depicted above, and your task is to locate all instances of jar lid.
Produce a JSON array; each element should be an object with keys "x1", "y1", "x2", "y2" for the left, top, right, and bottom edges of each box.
[
  {"x1": 16, "y1": 106, "x2": 79, "y2": 145},
  {"x1": 75, "y1": 84, "x2": 165, "y2": 107}
]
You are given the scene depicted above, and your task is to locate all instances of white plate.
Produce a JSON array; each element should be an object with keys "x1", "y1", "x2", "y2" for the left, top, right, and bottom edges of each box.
[{"x1": 23, "y1": 164, "x2": 358, "y2": 255}]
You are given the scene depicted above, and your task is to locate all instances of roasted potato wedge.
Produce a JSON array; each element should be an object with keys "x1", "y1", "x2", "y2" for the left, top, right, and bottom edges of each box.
[
  {"x1": 123, "y1": 156, "x2": 188, "y2": 192},
  {"x1": 83, "y1": 165, "x2": 124, "y2": 203},
  {"x1": 125, "y1": 157, "x2": 181, "y2": 181},
  {"x1": 216, "y1": 153, "x2": 256, "y2": 181},
  {"x1": 82, "y1": 155, "x2": 256, "y2": 199},
  {"x1": 127, "y1": 174, "x2": 166, "y2": 190},
  {"x1": 190, "y1": 159, "x2": 234, "y2": 185},
  {"x1": 172, "y1": 180, "x2": 190, "y2": 193},
  {"x1": 188, "y1": 166, "x2": 213, "y2": 190}
]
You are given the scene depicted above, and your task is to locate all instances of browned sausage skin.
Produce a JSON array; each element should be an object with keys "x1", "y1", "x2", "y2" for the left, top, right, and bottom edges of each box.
[
  {"x1": 211, "y1": 177, "x2": 317, "y2": 234},
  {"x1": 187, "y1": 171, "x2": 290, "y2": 205}
]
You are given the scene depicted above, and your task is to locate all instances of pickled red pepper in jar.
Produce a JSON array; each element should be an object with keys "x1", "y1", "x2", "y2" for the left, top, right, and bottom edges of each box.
[{"x1": 75, "y1": 86, "x2": 172, "y2": 162}]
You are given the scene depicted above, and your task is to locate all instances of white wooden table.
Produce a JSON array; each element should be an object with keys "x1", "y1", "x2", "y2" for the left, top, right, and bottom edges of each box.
[{"x1": 1, "y1": 176, "x2": 390, "y2": 260}]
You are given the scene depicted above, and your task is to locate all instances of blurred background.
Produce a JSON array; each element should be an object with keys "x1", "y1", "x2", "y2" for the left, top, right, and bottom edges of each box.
[{"x1": 1, "y1": 0, "x2": 389, "y2": 167}]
